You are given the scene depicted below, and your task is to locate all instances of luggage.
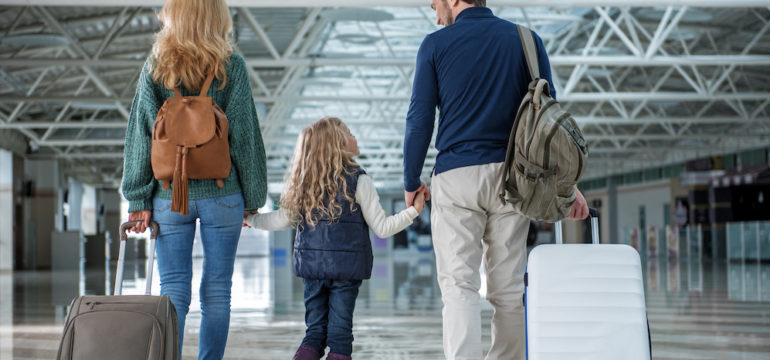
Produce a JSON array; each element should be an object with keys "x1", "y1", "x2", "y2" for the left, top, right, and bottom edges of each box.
[
  {"x1": 499, "y1": 25, "x2": 588, "y2": 222},
  {"x1": 57, "y1": 221, "x2": 178, "y2": 360},
  {"x1": 525, "y1": 209, "x2": 651, "y2": 360}
]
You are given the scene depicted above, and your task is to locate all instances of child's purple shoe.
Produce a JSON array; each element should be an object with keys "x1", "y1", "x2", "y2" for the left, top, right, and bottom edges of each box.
[
  {"x1": 292, "y1": 345, "x2": 321, "y2": 360},
  {"x1": 325, "y1": 353, "x2": 352, "y2": 360}
]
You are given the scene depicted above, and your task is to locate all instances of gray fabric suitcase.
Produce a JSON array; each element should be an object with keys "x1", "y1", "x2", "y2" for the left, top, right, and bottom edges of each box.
[{"x1": 57, "y1": 221, "x2": 178, "y2": 360}]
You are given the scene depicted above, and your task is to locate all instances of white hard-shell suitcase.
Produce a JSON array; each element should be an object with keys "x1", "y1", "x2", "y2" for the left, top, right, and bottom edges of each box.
[{"x1": 525, "y1": 209, "x2": 651, "y2": 360}]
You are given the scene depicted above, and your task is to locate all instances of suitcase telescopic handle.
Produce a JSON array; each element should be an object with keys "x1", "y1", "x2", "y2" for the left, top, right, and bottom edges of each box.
[
  {"x1": 554, "y1": 207, "x2": 600, "y2": 244},
  {"x1": 120, "y1": 221, "x2": 159, "y2": 241},
  {"x1": 115, "y1": 221, "x2": 159, "y2": 296},
  {"x1": 588, "y1": 208, "x2": 599, "y2": 244}
]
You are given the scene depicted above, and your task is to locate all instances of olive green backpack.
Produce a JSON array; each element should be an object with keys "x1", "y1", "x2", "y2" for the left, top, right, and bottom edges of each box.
[{"x1": 499, "y1": 25, "x2": 589, "y2": 222}]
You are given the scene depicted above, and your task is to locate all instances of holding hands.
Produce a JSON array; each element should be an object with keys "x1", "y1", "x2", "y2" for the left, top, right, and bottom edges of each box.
[
  {"x1": 243, "y1": 210, "x2": 258, "y2": 228},
  {"x1": 413, "y1": 191, "x2": 426, "y2": 213},
  {"x1": 405, "y1": 181, "x2": 430, "y2": 211}
]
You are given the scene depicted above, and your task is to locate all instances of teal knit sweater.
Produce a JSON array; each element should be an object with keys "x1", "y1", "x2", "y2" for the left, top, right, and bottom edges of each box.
[{"x1": 121, "y1": 53, "x2": 267, "y2": 212}]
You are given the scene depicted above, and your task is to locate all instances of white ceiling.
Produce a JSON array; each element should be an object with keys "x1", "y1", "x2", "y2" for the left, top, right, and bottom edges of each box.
[{"x1": 0, "y1": 3, "x2": 769, "y2": 189}]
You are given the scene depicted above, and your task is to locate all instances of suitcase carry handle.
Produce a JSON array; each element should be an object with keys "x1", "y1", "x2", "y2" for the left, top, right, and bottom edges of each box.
[
  {"x1": 554, "y1": 207, "x2": 599, "y2": 244},
  {"x1": 115, "y1": 220, "x2": 159, "y2": 296}
]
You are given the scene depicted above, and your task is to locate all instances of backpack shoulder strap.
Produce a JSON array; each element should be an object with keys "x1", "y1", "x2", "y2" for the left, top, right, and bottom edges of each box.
[
  {"x1": 171, "y1": 71, "x2": 215, "y2": 97},
  {"x1": 199, "y1": 72, "x2": 215, "y2": 97},
  {"x1": 517, "y1": 24, "x2": 540, "y2": 81}
]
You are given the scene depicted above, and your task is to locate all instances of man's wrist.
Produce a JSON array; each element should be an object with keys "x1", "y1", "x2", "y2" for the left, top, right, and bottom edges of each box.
[{"x1": 404, "y1": 180, "x2": 421, "y2": 193}]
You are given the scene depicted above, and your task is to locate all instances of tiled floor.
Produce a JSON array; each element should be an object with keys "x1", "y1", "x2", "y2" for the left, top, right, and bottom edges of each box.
[{"x1": 1, "y1": 247, "x2": 769, "y2": 359}]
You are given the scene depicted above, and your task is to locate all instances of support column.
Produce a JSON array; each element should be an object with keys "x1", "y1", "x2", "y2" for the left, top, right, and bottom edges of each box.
[
  {"x1": 66, "y1": 178, "x2": 83, "y2": 231},
  {"x1": 0, "y1": 149, "x2": 16, "y2": 271},
  {"x1": 100, "y1": 188, "x2": 123, "y2": 262},
  {"x1": 100, "y1": 188, "x2": 122, "y2": 236},
  {"x1": 608, "y1": 176, "x2": 619, "y2": 244},
  {"x1": 81, "y1": 184, "x2": 97, "y2": 236},
  {"x1": 0, "y1": 271, "x2": 11, "y2": 359},
  {"x1": 24, "y1": 159, "x2": 58, "y2": 269}
]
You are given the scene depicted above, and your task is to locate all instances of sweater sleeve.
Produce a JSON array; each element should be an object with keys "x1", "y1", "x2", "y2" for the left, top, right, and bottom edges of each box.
[
  {"x1": 225, "y1": 55, "x2": 267, "y2": 212},
  {"x1": 121, "y1": 60, "x2": 160, "y2": 212},
  {"x1": 246, "y1": 207, "x2": 293, "y2": 231},
  {"x1": 356, "y1": 175, "x2": 419, "y2": 238},
  {"x1": 404, "y1": 35, "x2": 438, "y2": 192}
]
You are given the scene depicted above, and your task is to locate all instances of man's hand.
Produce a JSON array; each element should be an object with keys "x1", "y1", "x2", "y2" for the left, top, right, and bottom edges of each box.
[
  {"x1": 405, "y1": 181, "x2": 430, "y2": 207},
  {"x1": 128, "y1": 210, "x2": 152, "y2": 233},
  {"x1": 567, "y1": 186, "x2": 588, "y2": 220},
  {"x1": 243, "y1": 210, "x2": 258, "y2": 227}
]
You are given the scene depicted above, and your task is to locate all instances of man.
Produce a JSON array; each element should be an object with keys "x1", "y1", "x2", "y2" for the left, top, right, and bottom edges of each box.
[{"x1": 403, "y1": 1, "x2": 589, "y2": 359}]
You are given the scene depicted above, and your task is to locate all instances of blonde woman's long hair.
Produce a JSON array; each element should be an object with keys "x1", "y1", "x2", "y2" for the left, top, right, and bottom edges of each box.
[
  {"x1": 150, "y1": 0, "x2": 233, "y2": 91},
  {"x1": 282, "y1": 117, "x2": 361, "y2": 228}
]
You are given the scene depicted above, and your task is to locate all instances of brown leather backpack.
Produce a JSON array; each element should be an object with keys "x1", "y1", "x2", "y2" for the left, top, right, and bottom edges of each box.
[{"x1": 151, "y1": 72, "x2": 230, "y2": 215}]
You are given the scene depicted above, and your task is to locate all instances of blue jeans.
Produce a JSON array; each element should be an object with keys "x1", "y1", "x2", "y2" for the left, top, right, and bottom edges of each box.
[
  {"x1": 301, "y1": 279, "x2": 362, "y2": 357},
  {"x1": 152, "y1": 193, "x2": 244, "y2": 360}
]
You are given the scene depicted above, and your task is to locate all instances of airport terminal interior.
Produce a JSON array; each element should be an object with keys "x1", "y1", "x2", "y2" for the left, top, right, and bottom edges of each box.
[{"x1": 0, "y1": 1, "x2": 769, "y2": 359}]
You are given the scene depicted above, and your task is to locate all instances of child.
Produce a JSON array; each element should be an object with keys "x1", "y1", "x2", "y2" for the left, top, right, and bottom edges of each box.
[{"x1": 245, "y1": 117, "x2": 425, "y2": 360}]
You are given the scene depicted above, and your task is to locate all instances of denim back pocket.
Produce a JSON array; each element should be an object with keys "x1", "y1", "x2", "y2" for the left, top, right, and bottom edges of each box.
[
  {"x1": 214, "y1": 194, "x2": 244, "y2": 209},
  {"x1": 152, "y1": 198, "x2": 172, "y2": 214}
]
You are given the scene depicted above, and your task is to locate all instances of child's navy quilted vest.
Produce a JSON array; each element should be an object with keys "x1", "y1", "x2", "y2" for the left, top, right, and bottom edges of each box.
[{"x1": 294, "y1": 167, "x2": 373, "y2": 280}]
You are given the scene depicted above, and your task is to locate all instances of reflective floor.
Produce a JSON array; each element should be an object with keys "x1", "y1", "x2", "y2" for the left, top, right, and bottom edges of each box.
[{"x1": 1, "y1": 248, "x2": 770, "y2": 360}]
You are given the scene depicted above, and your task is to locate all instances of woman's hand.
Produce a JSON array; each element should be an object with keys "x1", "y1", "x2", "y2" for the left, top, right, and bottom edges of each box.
[
  {"x1": 413, "y1": 192, "x2": 425, "y2": 213},
  {"x1": 128, "y1": 210, "x2": 152, "y2": 233},
  {"x1": 243, "y1": 210, "x2": 258, "y2": 227}
]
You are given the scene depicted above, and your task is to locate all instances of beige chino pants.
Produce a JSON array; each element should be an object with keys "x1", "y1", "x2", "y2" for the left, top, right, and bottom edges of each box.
[{"x1": 430, "y1": 162, "x2": 529, "y2": 360}]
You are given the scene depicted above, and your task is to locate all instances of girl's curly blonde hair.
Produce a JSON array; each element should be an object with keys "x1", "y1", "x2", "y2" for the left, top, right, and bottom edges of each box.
[{"x1": 281, "y1": 117, "x2": 361, "y2": 228}]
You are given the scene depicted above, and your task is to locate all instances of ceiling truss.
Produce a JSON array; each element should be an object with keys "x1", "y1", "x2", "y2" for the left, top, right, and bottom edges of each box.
[{"x1": 0, "y1": 4, "x2": 769, "y2": 189}]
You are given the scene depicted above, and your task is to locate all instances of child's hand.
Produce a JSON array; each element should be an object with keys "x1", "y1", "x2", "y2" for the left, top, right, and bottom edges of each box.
[
  {"x1": 243, "y1": 211, "x2": 259, "y2": 228},
  {"x1": 414, "y1": 192, "x2": 425, "y2": 213}
]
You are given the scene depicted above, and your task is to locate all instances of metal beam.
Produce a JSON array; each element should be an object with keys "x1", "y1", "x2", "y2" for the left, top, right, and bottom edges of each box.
[
  {"x1": 279, "y1": 116, "x2": 770, "y2": 126},
  {"x1": 33, "y1": 139, "x2": 124, "y2": 146},
  {"x1": 3, "y1": 0, "x2": 770, "y2": 7},
  {"x1": 238, "y1": 8, "x2": 281, "y2": 60},
  {"x1": 264, "y1": 133, "x2": 770, "y2": 144},
  {"x1": 34, "y1": 6, "x2": 131, "y2": 120},
  {"x1": 0, "y1": 121, "x2": 128, "y2": 129},
  {"x1": 4, "y1": 92, "x2": 768, "y2": 103},
  {"x1": 5, "y1": 55, "x2": 770, "y2": 68},
  {"x1": 5, "y1": 116, "x2": 765, "y2": 130}
]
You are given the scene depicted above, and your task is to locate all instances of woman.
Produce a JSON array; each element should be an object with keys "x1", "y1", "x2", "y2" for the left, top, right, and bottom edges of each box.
[{"x1": 121, "y1": 0, "x2": 266, "y2": 358}]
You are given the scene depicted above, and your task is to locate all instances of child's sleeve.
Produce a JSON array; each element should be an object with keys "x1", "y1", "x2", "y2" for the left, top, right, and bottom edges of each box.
[
  {"x1": 356, "y1": 174, "x2": 419, "y2": 239},
  {"x1": 246, "y1": 207, "x2": 293, "y2": 231}
]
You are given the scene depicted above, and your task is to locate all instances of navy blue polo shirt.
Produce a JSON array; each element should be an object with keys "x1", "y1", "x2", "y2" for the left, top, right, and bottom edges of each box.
[{"x1": 403, "y1": 6, "x2": 555, "y2": 192}]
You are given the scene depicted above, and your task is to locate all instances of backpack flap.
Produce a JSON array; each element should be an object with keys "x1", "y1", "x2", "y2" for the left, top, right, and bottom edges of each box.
[{"x1": 163, "y1": 97, "x2": 217, "y2": 147}]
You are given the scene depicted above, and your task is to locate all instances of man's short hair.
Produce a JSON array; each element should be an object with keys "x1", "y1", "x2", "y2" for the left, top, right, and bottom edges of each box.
[{"x1": 461, "y1": 0, "x2": 486, "y2": 6}]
